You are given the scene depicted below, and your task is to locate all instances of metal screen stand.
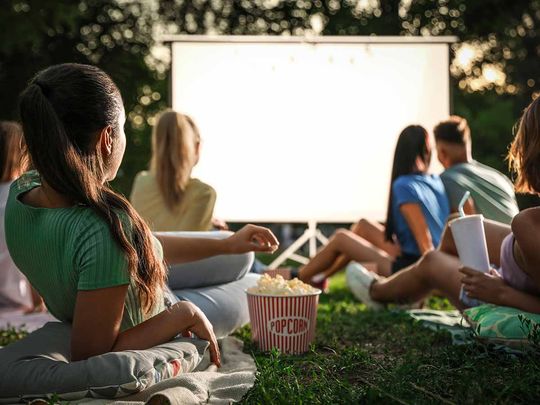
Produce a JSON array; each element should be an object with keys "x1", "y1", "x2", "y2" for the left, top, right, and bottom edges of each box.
[{"x1": 268, "y1": 220, "x2": 329, "y2": 269}]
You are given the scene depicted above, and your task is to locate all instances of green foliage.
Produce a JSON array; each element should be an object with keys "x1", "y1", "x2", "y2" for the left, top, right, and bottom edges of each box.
[
  {"x1": 0, "y1": 325, "x2": 28, "y2": 347},
  {"x1": 1, "y1": 0, "x2": 539, "y2": 204}
]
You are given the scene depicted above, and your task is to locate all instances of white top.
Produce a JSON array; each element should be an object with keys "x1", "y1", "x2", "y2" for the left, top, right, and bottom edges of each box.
[{"x1": 0, "y1": 182, "x2": 32, "y2": 308}]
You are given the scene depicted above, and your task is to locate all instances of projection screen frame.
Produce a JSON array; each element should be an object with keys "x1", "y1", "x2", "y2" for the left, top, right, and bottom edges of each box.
[{"x1": 163, "y1": 35, "x2": 458, "y2": 224}]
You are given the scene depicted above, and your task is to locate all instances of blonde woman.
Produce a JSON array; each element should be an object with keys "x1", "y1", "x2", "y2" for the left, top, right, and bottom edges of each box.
[
  {"x1": 131, "y1": 110, "x2": 261, "y2": 334},
  {"x1": 131, "y1": 111, "x2": 219, "y2": 232}
]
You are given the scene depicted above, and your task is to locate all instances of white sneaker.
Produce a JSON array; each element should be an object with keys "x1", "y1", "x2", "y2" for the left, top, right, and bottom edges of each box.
[{"x1": 346, "y1": 262, "x2": 385, "y2": 311}]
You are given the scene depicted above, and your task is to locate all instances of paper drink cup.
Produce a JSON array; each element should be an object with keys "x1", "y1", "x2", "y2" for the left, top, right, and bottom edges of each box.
[
  {"x1": 246, "y1": 289, "x2": 321, "y2": 354},
  {"x1": 449, "y1": 214, "x2": 490, "y2": 272},
  {"x1": 264, "y1": 267, "x2": 292, "y2": 280}
]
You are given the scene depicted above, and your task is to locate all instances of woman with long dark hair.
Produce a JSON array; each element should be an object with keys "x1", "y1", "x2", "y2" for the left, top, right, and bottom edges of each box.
[
  {"x1": 299, "y1": 125, "x2": 450, "y2": 284},
  {"x1": 347, "y1": 97, "x2": 540, "y2": 313},
  {"x1": 6, "y1": 64, "x2": 278, "y2": 362}
]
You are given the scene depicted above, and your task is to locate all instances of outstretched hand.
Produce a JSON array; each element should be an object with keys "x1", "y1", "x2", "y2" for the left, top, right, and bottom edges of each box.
[{"x1": 225, "y1": 224, "x2": 279, "y2": 254}]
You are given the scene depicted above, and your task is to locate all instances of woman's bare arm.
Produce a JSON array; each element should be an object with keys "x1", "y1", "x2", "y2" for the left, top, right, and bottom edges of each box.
[
  {"x1": 399, "y1": 203, "x2": 434, "y2": 255},
  {"x1": 71, "y1": 286, "x2": 220, "y2": 364},
  {"x1": 512, "y1": 208, "x2": 540, "y2": 288},
  {"x1": 460, "y1": 208, "x2": 540, "y2": 313},
  {"x1": 155, "y1": 224, "x2": 279, "y2": 265}
]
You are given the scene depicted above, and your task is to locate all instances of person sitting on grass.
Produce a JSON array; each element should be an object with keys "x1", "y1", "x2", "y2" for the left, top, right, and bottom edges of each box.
[
  {"x1": 434, "y1": 115, "x2": 519, "y2": 224},
  {"x1": 131, "y1": 110, "x2": 227, "y2": 232},
  {"x1": 7, "y1": 63, "x2": 279, "y2": 362},
  {"x1": 299, "y1": 125, "x2": 450, "y2": 287},
  {"x1": 130, "y1": 110, "x2": 269, "y2": 275},
  {"x1": 0, "y1": 121, "x2": 44, "y2": 312},
  {"x1": 346, "y1": 96, "x2": 540, "y2": 314}
]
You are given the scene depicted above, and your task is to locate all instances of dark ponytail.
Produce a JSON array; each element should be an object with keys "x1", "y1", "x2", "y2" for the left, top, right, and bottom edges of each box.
[
  {"x1": 384, "y1": 125, "x2": 430, "y2": 242},
  {"x1": 19, "y1": 64, "x2": 166, "y2": 313}
]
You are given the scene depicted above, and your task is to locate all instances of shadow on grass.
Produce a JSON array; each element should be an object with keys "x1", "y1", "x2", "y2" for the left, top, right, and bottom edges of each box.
[{"x1": 237, "y1": 273, "x2": 540, "y2": 404}]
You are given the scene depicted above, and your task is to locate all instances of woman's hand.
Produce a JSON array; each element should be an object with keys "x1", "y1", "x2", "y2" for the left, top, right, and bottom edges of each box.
[
  {"x1": 181, "y1": 303, "x2": 221, "y2": 367},
  {"x1": 224, "y1": 224, "x2": 279, "y2": 254},
  {"x1": 212, "y1": 217, "x2": 229, "y2": 231},
  {"x1": 459, "y1": 267, "x2": 508, "y2": 305}
]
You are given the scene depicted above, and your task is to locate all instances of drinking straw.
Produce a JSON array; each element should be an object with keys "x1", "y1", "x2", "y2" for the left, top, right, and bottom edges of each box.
[{"x1": 458, "y1": 191, "x2": 471, "y2": 217}]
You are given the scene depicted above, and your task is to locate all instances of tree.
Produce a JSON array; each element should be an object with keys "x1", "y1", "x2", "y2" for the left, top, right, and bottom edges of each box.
[
  {"x1": 1, "y1": 0, "x2": 538, "y2": 205},
  {"x1": 0, "y1": 0, "x2": 166, "y2": 194}
]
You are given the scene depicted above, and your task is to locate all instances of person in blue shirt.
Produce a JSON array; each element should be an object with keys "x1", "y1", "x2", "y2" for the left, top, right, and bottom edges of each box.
[{"x1": 299, "y1": 125, "x2": 450, "y2": 286}]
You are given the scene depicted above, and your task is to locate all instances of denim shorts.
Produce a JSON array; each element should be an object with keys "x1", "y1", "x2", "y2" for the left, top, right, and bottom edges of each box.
[{"x1": 391, "y1": 253, "x2": 421, "y2": 274}]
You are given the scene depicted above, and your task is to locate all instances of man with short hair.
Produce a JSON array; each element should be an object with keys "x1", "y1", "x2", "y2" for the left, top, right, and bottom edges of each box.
[{"x1": 434, "y1": 116, "x2": 519, "y2": 224}]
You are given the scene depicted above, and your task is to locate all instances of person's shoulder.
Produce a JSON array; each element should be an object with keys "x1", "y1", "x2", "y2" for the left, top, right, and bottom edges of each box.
[
  {"x1": 512, "y1": 208, "x2": 540, "y2": 256},
  {"x1": 10, "y1": 170, "x2": 40, "y2": 196},
  {"x1": 188, "y1": 178, "x2": 216, "y2": 198},
  {"x1": 392, "y1": 175, "x2": 409, "y2": 189},
  {"x1": 512, "y1": 208, "x2": 540, "y2": 234},
  {"x1": 472, "y1": 161, "x2": 513, "y2": 183},
  {"x1": 392, "y1": 175, "x2": 419, "y2": 195},
  {"x1": 131, "y1": 171, "x2": 156, "y2": 201},
  {"x1": 425, "y1": 173, "x2": 445, "y2": 185},
  {"x1": 132, "y1": 170, "x2": 153, "y2": 187}
]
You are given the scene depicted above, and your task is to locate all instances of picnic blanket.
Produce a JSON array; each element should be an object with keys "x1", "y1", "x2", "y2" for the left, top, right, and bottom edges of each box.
[
  {"x1": 0, "y1": 309, "x2": 257, "y2": 404},
  {"x1": 407, "y1": 309, "x2": 473, "y2": 345},
  {"x1": 69, "y1": 336, "x2": 257, "y2": 405}
]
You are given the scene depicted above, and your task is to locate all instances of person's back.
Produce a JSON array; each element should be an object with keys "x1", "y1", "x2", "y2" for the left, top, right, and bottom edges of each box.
[
  {"x1": 441, "y1": 160, "x2": 518, "y2": 224},
  {"x1": 131, "y1": 170, "x2": 216, "y2": 231},
  {"x1": 130, "y1": 111, "x2": 217, "y2": 232},
  {"x1": 6, "y1": 171, "x2": 165, "y2": 329},
  {"x1": 392, "y1": 173, "x2": 450, "y2": 257},
  {"x1": 434, "y1": 116, "x2": 519, "y2": 224}
]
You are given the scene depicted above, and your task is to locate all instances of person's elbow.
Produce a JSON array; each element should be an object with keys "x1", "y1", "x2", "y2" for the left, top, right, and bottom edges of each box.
[{"x1": 70, "y1": 336, "x2": 117, "y2": 361}]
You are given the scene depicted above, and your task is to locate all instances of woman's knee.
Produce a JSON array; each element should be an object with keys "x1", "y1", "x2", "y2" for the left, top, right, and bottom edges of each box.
[
  {"x1": 414, "y1": 250, "x2": 443, "y2": 280},
  {"x1": 333, "y1": 228, "x2": 353, "y2": 243},
  {"x1": 351, "y1": 218, "x2": 369, "y2": 234}
]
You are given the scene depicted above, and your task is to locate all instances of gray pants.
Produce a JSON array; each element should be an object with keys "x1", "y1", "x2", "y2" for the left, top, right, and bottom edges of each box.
[{"x1": 156, "y1": 232, "x2": 259, "y2": 339}]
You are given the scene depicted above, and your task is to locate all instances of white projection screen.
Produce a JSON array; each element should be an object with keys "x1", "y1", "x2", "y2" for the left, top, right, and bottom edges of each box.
[{"x1": 168, "y1": 36, "x2": 455, "y2": 223}]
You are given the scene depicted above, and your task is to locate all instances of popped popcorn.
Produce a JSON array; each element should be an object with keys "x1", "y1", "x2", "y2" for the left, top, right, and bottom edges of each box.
[{"x1": 248, "y1": 274, "x2": 319, "y2": 296}]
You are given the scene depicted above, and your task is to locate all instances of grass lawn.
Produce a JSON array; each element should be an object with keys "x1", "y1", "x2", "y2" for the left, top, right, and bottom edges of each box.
[
  {"x1": 1, "y1": 273, "x2": 539, "y2": 403},
  {"x1": 236, "y1": 273, "x2": 540, "y2": 404}
]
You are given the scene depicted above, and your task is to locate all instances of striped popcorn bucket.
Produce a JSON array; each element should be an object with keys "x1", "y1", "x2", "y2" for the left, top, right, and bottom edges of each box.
[
  {"x1": 263, "y1": 267, "x2": 292, "y2": 280},
  {"x1": 246, "y1": 290, "x2": 321, "y2": 354}
]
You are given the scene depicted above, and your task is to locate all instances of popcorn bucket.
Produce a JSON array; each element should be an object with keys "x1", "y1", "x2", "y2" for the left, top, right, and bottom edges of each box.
[
  {"x1": 263, "y1": 267, "x2": 292, "y2": 280},
  {"x1": 246, "y1": 290, "x2": 321, "y2": 354}
]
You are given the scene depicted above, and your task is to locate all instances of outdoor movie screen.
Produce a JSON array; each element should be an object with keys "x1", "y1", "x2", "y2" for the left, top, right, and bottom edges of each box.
[{"x1": 170, "y1": 36, "x2": 451, "y2": 223}]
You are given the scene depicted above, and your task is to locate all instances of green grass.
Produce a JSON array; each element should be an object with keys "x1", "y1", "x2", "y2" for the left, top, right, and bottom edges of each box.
[
  {"x1": 1, "y1": 273, "x2": 539, "y2": 403},
  {"x1": 236, "y1": 274, "x2": 540, "y2": 404}
]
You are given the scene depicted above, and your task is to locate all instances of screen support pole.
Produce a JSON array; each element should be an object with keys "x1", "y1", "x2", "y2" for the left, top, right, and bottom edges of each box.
[{"x1": 268, "y1": 220, "x2": 329, "y2": 269}]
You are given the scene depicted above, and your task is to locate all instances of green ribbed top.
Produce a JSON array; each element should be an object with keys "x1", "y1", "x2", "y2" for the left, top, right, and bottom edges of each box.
[{"x1": 5, "y1": 171, "x2": 165, "y2": 331}]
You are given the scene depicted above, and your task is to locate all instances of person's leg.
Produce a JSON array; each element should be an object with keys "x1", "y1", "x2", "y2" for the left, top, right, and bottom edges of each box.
[
  {"x1": 324, "y1": 219, "x2": 399, "y2": 276},
  {"x1": 162, "y1": 231, "x2": 254, "y2": 290},
  {"x1": 438, "y1": 218, "x2": 511, "y2": 267},
  {"x1": 369, "y1": 250, "x2": 464, "y2": 309},
  {"x1": 299, "y1": 229, "x2": 393, "y2": 281},
  {"x1": 173, "y1": 273, "x2": 260, "y2": 339},
  {"x1": 352, "y1": 219, "x2": 401, "y2": 256}
]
